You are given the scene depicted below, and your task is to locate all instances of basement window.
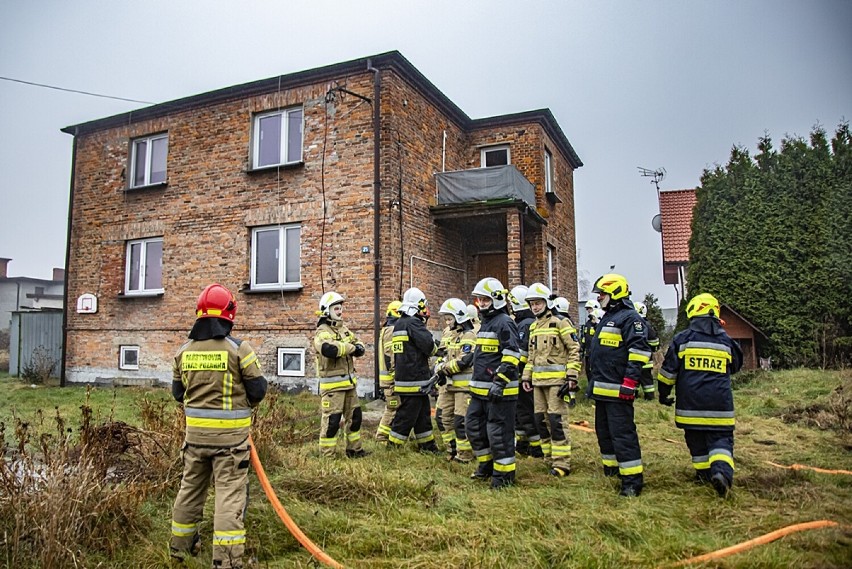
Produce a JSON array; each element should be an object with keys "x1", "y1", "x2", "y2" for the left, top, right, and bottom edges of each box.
[
  {"x1": 277, "y1": 347, "x2": 305, "y2": 377},
  {"x1": 252, "y1": 107, "x2": 304, "y2": 169},
  {"x1": 481, "y1": 145, "x2": 510, "y2": 167},
  {"x1": 250, "y1": 225, "x2": 301, "y2": 291},
  {"x1": 119, "y1": 345, "x2": 140, "y2": 370},
  {"x1": 129, "y1": 133, "x2": 168, "y2": 188},
  {"x1": 124, "y1": 237, "x2": 164, "y2": 295}
]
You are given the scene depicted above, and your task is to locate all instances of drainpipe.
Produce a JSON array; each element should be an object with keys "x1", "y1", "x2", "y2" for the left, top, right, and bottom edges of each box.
[
  {"x1": 60, "y1": 128, "x2": 78, "y2": 387},
  {"x1": 367, "y1": 59, "x2": 381, "y2": 399}
]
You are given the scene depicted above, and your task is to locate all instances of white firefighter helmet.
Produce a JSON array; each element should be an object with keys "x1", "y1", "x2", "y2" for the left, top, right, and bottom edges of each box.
[
  {"x1": 554, "y1": 297, "x2": 571, "y2": 316},
  {"x1": 592, "y1": 308, "x2": 605, "y2": 322},
  {"x1": 634, "y1": 300, "x2": 648, "y2": 318},
  {"x1": 525, "y1": 282, "x2": 555, "y2": 309},
  {"x1": 439, "y1": 297, "x2": 470, "y2": 324},
  {"x1": 466, "y1": 304, "x2": 479, "y2": 322},
  {"x1": 585, "y1": 299, "x2": 601, "y2": 311},
  {"x1": 508, "y1": 285, "x2": 530, "y2": 312},
  {"x1": 472, "y1": 277, "x2": 508, "y2": 310},
  {"x1": 317, "y1": 291, "x2": 345, "y2": 319},
  {"x1": 400, "y1": 287, "x2": 428, "y2": 316}
]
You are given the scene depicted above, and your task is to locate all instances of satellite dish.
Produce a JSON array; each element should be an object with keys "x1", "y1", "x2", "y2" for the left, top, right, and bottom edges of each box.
[{"x1": 651, "y1": 214, "x2": 662, "y2": 233}]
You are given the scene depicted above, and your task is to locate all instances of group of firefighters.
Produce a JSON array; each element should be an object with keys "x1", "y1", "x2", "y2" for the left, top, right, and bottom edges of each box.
[{"x1": 167, "y1": 275, "x2": 742, "y2": 567}]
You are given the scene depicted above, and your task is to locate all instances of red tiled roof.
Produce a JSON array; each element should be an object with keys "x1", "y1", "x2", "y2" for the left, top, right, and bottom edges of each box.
[{"x1": 659, "y1": 189, "x2": 697, "y2": 264}]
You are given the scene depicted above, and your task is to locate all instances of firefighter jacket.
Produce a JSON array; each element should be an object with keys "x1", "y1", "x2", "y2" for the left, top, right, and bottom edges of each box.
[
  {"x1": 587, "y1": 299, "x2": 653, "y2": 402},
  {"x1": 440, "y1": 321, "x2": 476, "y2": 392},
  {"x1": 514, "y1": 309, "x2": 535, "y2": 374},
  {"x1": 313, "y1": 318, "x2": 363, "y2": 394},
  {"x1": 469, "y1": 309, "x2": 522, "y2": 400},
  {"x1": 392, "y1": 313, "x2": 438, "y2": 395},
  {"x1": 523, "y1": 313, "x2": 582, "y2": 386},
  {"x1": 580, "y1": 315, "x2": 597, "y2": 359},
  {"x1": 378, "y1": 317, "x2": 398, "y2": 389},
  {"x1": 173, "y1": 335, "x2": 265, "y2": 447},
  {"x1": 658, "y1": 316, "x2": 743, "y2": 431}
]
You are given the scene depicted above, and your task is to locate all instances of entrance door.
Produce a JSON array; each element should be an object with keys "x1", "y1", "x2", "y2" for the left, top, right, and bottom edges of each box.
[{"x1": 475, "y1": 253, "x2": 508, "y2": 286}]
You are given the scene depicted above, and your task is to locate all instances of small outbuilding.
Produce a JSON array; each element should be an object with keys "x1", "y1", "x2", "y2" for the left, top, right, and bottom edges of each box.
[{"x1": 720, "y1": 304, "x2": 767, "y2": 370}]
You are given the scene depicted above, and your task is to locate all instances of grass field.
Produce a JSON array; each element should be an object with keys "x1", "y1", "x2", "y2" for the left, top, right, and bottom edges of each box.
[{"x1": 1, "y1": 369, "x2": 851, "y2": 568}]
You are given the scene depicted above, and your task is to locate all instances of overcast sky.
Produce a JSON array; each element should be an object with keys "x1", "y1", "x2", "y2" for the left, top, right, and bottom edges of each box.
[{"x1": 1, "y1": 1, "x2": 850, "y2": 308}]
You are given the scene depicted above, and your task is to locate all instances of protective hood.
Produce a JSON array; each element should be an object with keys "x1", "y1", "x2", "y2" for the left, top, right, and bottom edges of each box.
[{"x1": 189, "y1": 317, "x2": 233, "y2": 340}]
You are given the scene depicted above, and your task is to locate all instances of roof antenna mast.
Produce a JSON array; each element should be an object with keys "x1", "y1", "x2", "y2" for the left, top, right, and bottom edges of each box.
[{"x1": 637, "y1": 166, "x2": 666, "y2": 193}]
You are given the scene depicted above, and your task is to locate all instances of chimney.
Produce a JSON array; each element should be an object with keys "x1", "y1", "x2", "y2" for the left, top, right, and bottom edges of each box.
[
  {"x1": 53, "y1": 268, "x2": 65, "y2": 282},
  {"x1": 0, "y1": 258, "x2": 10, "y2": 279}
]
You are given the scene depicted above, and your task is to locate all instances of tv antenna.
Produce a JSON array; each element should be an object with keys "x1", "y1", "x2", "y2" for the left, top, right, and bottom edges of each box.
[{"x1": 638, "y1": 166, "x2": 666, "y2": 192}]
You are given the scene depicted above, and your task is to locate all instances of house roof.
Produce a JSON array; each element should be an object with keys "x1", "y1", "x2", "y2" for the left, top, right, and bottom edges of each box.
[
  {"x1": 61, "y1": 51, "x2": 583, "y2": 169},
  {"x1": 721, "y1": 304, "x2": 768, "y2": 339},
  {"x1": 658, "y1": 188, "x2": 697, "y2": 264}
]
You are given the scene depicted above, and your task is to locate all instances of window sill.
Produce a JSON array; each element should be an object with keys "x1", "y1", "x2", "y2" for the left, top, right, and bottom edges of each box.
[
  {"x1": 118, "y1": 291, "x2": 164, "y2": 299},
  {"x1": 126, "y1": 181, "x2": 168, "y2": 191},
  {"x1": 245, "y1": 162, "x2": 304, "y2": 174},
  {"x1": 240, "y1": 283, "x2": 304, "y2": 294}
]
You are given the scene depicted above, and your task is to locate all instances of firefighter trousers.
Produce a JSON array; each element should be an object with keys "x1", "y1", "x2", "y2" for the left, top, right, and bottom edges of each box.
[
  {"x1": 515, "y1": 385, "x2": 542, "y2": 456},
  {"x1": 170, "y1": 442, "x2": 250, "y2": 569},
  {"x1": 436, "y1": 388, "x2": 472, "y2": 460},
  {"x1": 466, "y1": 396, "x2": 517, "y2": 488},
  {"x1": 594, "y1": 401, "x2": 643, "y2": 491},
  {"x1": 684, "y1": 429, "x2": 735, "y2": 485},
  {"x1": 533, "y1": 385, "x2": 571, "y2": 471},
  {"x1": 319, "y1": 388, "x2": 362, "y2": 457},
  {"x1": 376, "y1": 387, "x2": 399, "y2": 442},
  {"x1": 388, "y1": 393, "x2": 437, "y2": 449}
]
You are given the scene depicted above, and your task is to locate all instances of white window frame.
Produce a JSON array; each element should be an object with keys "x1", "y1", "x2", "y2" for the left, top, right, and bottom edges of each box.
[
  {"x1": 547, "y1": 244, "x2": 556, "y2": 290},
  {"x1": 252, "y1": 107, "x2": 304, "y2": 169},
  {"x1": 480, "y1": 144, "x2": 510, "y2": 168},
  {"x1": 544, "y1": 149, "x2": 554, "y2": 194},
  {"x1": 129, "y1": 133, "x2": 168, "y2": 188},
  {"x1": 250, "y1": 224, "x2": 302, "y2": 290},
  {"x1": 277, "y1": 347, "x2": 306, "y2": 377},
  {"x1": 124, "y1": 237, "x2": 164, "y2": 295},
  {"x1": 119, "y1": 345, "x2": 140, "y2": 370}
]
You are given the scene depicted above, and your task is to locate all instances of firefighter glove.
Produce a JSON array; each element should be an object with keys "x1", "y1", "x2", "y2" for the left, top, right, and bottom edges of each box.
[
  {"x1": 659, "y1": 393, "x2": 675, "y2": 406},
  {"x1": 557, "y1": 379, "x2": 577, "y2": 399},
  {"x1": 488, "y1": 382, "x2": 505, "y2": 402},
  {"x1": 435, "y1": 373, "x2": 447, "y2": 387},
  {"x1": 352, "y1": 344, "x2": 365, "y2": 357},
  {"x1": 618, "y1": 378, "x2": 638, "y2": 401}
]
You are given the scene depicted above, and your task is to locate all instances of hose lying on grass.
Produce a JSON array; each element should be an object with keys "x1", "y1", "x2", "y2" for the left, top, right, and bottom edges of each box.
[
  {"x1": 248, "y1": 434, "x2": 344, "y2": 569},
  {"x1": 765, "y1": 461, "x2": 852, "y2": 475},
  {"x1": 667, "y1": 520, "x2": 842, "y2": 567}
]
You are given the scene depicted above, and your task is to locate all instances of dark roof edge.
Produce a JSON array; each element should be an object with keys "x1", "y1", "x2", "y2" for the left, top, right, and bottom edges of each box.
[
  {"x1": 722, "y1": 303, "x2": 768, "y2": 339},
  {"x1": 472, "y1": 109, "x2": 583, "y2": 169}
]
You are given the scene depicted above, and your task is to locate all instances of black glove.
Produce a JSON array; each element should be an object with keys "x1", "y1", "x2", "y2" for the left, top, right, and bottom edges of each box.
[
  {"x1": 378, "y1": 388, "x2": 386, "y2": 402},
  {"x1": 659, "y1": 393, "x2": 675, "y2": 406},
  {"x1": 487, "y1": 382, "x2": 505, "y2": 402},
  {"x1": 435, "y1": 373, "x2": 447, "y2": 387},
  {"x1": 557, "y1": 379, "x2": 577, "y2": 399},
  {"x1": 352, "y1": 344, "x2": 365, "y2": 357}
]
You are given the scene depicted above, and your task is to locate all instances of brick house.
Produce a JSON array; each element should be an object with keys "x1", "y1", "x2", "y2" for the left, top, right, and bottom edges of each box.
[
  {"x1": 658, "y1": 188, "x2": 697, "y2": 305},
  {"x1": 60, "y1": 51, "x2": 583, "y2": 394}
]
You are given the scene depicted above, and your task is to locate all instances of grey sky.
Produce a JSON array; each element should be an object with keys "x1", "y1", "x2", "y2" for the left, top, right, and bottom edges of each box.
[{"x1": 1, "y1": 1, "x2": 850, "y2": 308}]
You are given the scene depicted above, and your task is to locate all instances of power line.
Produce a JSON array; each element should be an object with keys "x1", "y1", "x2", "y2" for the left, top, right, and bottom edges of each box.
[{"x1": 0, "y1": 75, "x2": 154, "y2": 104}]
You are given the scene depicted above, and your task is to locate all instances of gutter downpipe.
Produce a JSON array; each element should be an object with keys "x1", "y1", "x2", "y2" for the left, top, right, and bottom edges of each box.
[
  {"x1": 368, "y1": 59, "x2": 382, "y2": 399},
  {"x1": 60, "y1": 128, "x2": 78, "y2": 387}
]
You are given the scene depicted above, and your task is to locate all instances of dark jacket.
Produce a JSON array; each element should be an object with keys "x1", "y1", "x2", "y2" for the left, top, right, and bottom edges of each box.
[
  {"x1": 470, "y1": 309, "x2": 521, "y2": 400},
  {"x1": 658, "y1": 316, "x2": 743, "y2": 431},
  {"x1": 392, "y1": 314, "x2": 438, "y2": 395},
  {"x1": 587, "y1": 299, "x2": 653, "y2": 402},
  {"x1": 514, "y1": 309, "x2": 535, "y2": 375},
  {"x1": 579, "y1": 315, "x2": 597, "y2": 360}
]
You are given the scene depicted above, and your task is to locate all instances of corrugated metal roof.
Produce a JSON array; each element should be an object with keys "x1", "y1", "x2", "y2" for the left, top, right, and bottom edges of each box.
[{"x1": 659, "y1": 189, "x2": 697, "y2": 263}]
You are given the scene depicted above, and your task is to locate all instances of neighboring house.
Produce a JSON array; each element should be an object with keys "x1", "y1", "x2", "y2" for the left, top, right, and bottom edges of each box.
[
  {"x1": 720, "y1": 305, "x2": 766, "y2": 370},
  {"x1": 657, "y1": 189, "x2": 697, "y2": 304},
  {"x1": 0, "y1": 258, "x2": 65, "y2": 332},
  {"x1": 60, "y1": 51, "x2": 583, "y2": 394}
]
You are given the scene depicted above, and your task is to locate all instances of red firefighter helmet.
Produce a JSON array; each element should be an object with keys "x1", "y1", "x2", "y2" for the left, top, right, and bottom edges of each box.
[{"x1": 196, "y1": 283, "x2": 237, "y2": 321}]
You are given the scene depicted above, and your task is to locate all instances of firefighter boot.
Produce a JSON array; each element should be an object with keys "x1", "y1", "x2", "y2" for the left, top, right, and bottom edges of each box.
[
  {"x1": 711, "y1": 472, "x2": 731, "y2": 498},
  {"x1": 346, "y1": 449, "x2": 371, "y2": 458}
]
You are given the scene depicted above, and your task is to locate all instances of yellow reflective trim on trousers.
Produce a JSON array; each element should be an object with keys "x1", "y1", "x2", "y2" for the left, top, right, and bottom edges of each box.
[
  {"x1": 319, "y1": 437, "x2": 337, "y2": 447},
  {"x1": 171, "y1": 521, "x2": 197, "y2": 536},
  {"x1": 494, "y1": 462, "x2": 516, "y2": 473},
  {"x1": 620, "y1": 464, "x2": 643, "y2": 475},
  {"x1": 476, "y1": 454, "x2": 493, "y2": 463},
  {"x1": 710, "y1": 453, "x2": 736, "y2": 469},
  {"x1": 186, "y1": 416, "x2": 251, "y2": 429},
  {"x1": 602, "y1": 457, "x2": 618, "y2": 467},
  {"x1": 692, "y1": 459, "x2": 711, "y2": 470},
  {"x1": 676, "y1": 415, "x2": 736, "y2": 427},
  {"x1": 658, "y1": 373, "x2": 675, "y2": 385}
]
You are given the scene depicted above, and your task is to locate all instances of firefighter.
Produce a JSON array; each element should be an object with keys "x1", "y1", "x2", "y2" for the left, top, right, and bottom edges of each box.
[
  {"x1": 388, "y1": 287, "x2": 441, "y2": 452},
  {"x1": 552, "y1": 296, "x2": 581, "y2": 406},
  {"x1": 376, "y1": 300, "x2": 402, "y2": 443},
  {"x1": 313, "y1": 291, "x2": 368, "y2": 458},
  {"x1": 523, "y1": 283, "x2": 582, "y2": 476},
  {"x1": 434, "y1": 297, "x2": 476, "y2": 462},
  {"x1": 634, "y1": 300, "x2": 660, "y2": 394},
  {"x1": 467, "y1": 304, "x2": 481, "y2": 333},
  {"x1": 579, "y1": 299, "x2": 600, "y2": 370},
  {"x1": 466, "y1": 277, "x2": 522, "y2": 489},
  {"x1": 587, "y1": 274, "x2": 654, "y2": 497},
  {"x1": 508, "y1": 285, "x2": 543, "y2": 458},
  {"x1": 658, "y1": 293, "x2": 743, "y2": 497},
  {"x1": 169, "y1": 283, "x2": 268, "y2": 568}
]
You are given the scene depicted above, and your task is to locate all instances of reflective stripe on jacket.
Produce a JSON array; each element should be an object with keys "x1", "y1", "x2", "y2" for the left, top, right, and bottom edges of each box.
[
  {"x1": 470, "y1": 310, "x2": 521, "y2": 399},
  {"x1": 523, "y1": 313, "x2": 581, "y2": 386},
  {"x1": 392, "y1": 314, "x2": 437, "y2": 395},
  {"x1": 313, "y1": 320, "x2": 361, "y2": 394}
]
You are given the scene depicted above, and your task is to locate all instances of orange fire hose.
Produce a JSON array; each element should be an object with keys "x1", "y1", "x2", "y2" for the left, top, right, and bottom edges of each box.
[
  {"x1": 248, "y1": 435, "x2": 344, "y2": 568},
  {"x1": 668, "y1": 520, "x2": 842, "y2": 567},
  {"x1": 766, "y1": 461, "x2": 852, "y2": 475}
]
